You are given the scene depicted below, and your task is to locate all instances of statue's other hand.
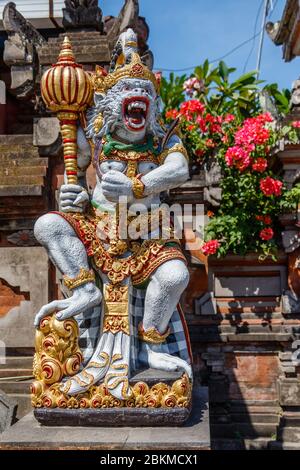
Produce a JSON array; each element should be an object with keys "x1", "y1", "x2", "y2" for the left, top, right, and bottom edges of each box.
[
  {"x1": 34, "y1": 283, "x2": 102, "y2": 328},
  {"x1": 59, "y1": 184, "x2": 90, "y2": 213},
  {"x1": 101, "y1": 170, "x2": 133, "y2": 203}
]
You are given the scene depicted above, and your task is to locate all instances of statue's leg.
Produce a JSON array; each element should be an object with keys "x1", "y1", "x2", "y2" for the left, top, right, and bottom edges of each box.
[
  {"x1": 33, "y1": 213, "x2": 102, "y2": 327},
  {"x1": 138, "y1": 259, "x2": 192, "y2": 376},
  {"x1": 61, "y1": 276, "x2": 132, "y2": 400}
]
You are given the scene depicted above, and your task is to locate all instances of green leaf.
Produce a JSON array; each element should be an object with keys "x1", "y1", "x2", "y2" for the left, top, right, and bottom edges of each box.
[
  {"x1": 274, "y1": 92, "x2": 289, "y2": 107},
  {"x1": 234, "y1": 71, "x2": 258, "y2": 83},
  {"x1": 203, "y1": 59, "x2": 210, "y2": 77},
  {"x1": 219, "y1": 61, "x2": 229, "y2": 81}
]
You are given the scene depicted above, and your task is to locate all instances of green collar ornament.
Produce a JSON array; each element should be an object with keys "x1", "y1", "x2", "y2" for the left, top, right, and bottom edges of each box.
[{"x1": 102, "y1": 134, "x2": 160, "y2": 157}]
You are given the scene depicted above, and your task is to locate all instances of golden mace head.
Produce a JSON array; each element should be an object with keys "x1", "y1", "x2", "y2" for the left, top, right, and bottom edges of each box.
[
  {"x1": 40, "y1": 36, "x2": 93, "y2": 114},
  {"x1": 40, "y1": 37, "x2": 94, "y2": 185}
]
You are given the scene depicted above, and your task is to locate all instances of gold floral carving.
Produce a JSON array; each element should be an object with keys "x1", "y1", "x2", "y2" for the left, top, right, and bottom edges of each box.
[
  {"x1": 94, "y1": 113, "x2": 103, "y2": 134},
  {"x1": 99, "y1": 148, "x2": 159, "y2": 164},
  {"x1": 132, "y1": 176, "x2": 145, "y2": 199},
  {"x1": 32, "y1": 372, "x2": 191, "y2": 409},
  {"x1": 61, "y1": 210, "x2": 186, "y2": 286},
  {"x1": 33, "y1": 315, "x2": 83, "y2": 392},
  {"x1": 138, "y1": 323, "x2": 171, "y2": 344},
  {"x1": 159, "y1": 144, "x2": 189, "y2": 165},
  {"x1": 32, "y1": 314, "x2": 191, "y2": 410},
  {"x1": 126, "y1": 160, "x2": 138, "y2": 178},
  {"x1": 92, "y1": 53, "x2": 159, "y2": 94},
  {"x1": 63, "y1": 268, "x2": 95, "y2": 290},
  {"x1": 103, "y1": 284, "x2": 130, "y2": 335}
]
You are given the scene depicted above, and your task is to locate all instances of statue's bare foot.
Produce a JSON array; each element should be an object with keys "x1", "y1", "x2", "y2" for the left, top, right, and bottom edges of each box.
[
  {"x1": 34, "y1": 283, "x2": 102, "y2": 328},
  {"x1": 139, "y1": 342, "x2": 192, "y2": 378}
]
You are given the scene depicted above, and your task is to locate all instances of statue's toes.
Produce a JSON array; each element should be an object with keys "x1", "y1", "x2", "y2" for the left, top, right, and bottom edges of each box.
[{"x1": 139, "y1": 345, "x2": 192, "y2": 378}]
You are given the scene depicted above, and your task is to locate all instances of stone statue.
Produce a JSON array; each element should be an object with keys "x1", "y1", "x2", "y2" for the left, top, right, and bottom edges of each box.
[
  {"x1": 3, "y1": 2, "x2": 46, "y2": 100},
  {"x1": 32, "y1": 29, "x2": 192, "y2": 424},
  {"x1": 63, "y1": 0, "x2": 104, "y2": 31}
]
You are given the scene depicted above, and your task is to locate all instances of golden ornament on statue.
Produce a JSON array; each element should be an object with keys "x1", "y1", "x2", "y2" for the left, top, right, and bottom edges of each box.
[{"x1": 40, "y1": 36, "x2": 93, "y2": 184}]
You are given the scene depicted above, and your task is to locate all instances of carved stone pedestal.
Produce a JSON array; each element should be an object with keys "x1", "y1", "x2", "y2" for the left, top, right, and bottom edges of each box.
[
  {"x1": 33, "y1": 368, "x2": 193, "y2": 428},
  {"x1": 34, "y1": 406, "x2": 190, "y2": 428},
  {"x1": 0, "y1": 386, "x2": 209, "y2": 450}
]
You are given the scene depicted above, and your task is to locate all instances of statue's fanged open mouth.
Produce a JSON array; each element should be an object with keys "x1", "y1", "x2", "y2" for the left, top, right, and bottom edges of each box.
[{"x1": 123, "y1": 96, "x2": 149, "y2": 131}]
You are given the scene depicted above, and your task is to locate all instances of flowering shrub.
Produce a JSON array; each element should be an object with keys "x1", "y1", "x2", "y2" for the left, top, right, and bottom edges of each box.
[
  {"x1": 161, "y1": 61, "x2": 300, "y2": 259},
  {"x1": 205, "y1": 112, "x2": 300, "y2": 258},
  {"x1": 165, "y1": 99, "x2": 239, "y2": 161}
]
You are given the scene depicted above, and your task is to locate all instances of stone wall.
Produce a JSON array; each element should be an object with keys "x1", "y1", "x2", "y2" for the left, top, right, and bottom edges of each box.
[{"x1": 0, "y1": 247, "x2": 48, "y2": 349}]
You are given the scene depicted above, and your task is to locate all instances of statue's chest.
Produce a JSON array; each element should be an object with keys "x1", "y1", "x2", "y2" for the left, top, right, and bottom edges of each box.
[
  {"x1": 96, "y1": 137, "x2": 161, "y2": 178},
  {"x1": 99, "y1": 160, "x2": 159, "y2": 177}
]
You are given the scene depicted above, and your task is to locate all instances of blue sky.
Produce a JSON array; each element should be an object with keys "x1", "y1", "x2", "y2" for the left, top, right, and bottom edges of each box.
[{"x1": 101, "y1": 0, "x2": 300, "y2": 91}]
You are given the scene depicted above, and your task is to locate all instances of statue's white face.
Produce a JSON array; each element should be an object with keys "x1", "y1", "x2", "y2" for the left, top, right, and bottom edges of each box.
[
  {"x1": 86, "y1": 77, "x2": 163, "y2": 143},
  {"x1": 119, "y1": 78, "x2": 155, "y2": 134}
]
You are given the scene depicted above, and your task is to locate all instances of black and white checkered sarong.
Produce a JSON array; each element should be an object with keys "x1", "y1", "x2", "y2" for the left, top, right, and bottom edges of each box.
[{"x1": 76, "y1": 286, "x2": 191, "y2": 372}]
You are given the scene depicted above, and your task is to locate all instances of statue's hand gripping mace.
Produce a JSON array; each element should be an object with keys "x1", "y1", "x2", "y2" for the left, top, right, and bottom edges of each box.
[{"x1": 40, "y1": 37, "x2": 93, "y2": 184}]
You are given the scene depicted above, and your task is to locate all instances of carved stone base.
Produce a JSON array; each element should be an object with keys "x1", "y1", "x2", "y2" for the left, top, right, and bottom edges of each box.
[
  {"x1": 0, "y1": 387, "x2": 209, "y2": 450},
  {"x1": 33, "y1": 368, "x2": 192, "y2": 426},
  {"x1": 34, "y1": 405, "x2": 191, "y2": 427}
]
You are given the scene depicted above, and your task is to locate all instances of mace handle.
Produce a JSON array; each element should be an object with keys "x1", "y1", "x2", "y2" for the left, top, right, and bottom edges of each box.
[{"x1": 58, "y1": 111, "x2": 78, "y2": 185}]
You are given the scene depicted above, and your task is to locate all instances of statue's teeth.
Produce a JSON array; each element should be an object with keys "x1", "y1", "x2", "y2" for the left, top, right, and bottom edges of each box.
[{"x1": 128, "y1": 101, "x2": 146, "y2": 111}]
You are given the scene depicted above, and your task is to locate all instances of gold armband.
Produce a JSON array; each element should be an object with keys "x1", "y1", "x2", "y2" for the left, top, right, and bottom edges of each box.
[
  {"x1": 159, "y1": 143, "x2": 189, "y2": 165},
  {"x1": 138, "y1": 323, "x2": 171, "y2": 344},
  {"x1": 132, "y1": 175, "x2": 145, "y2": 199},
  {"x1": 63, "y1": 268, "x2": 95, "y2": 290}
]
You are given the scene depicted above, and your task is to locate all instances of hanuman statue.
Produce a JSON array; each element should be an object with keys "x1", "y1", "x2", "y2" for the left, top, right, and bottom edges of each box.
[{"x1": 32, "y1": 29, "x2": 192, "y2": 418}]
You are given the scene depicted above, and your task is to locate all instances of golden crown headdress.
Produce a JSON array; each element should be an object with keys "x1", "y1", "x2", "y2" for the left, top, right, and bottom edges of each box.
[{"x1": 92, "y1": 52, "x2": 160, "y2": 94}]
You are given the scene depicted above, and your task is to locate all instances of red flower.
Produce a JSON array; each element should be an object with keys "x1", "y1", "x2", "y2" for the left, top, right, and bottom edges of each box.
[
  {"x1": 257, "y1": 113, "x2": 273, "y2": 124},
  {"x1": 292, "y1": 121, "x2": 300, "y2": 128},
  {"x1": 259, "y1": 227, "x2": 274, "y2": 241},
  {"x1": 243, "y1": 143, "x2": 255, "y2": 153},
  {"x1": 221, "y1": 135, "x2": 229, "y2": 144},
  {"x1": 166, "y1": 109, "x2": 179, "y2": 120},
  {"x1": 205, "y1": 113, "x2": 215, "y2": 124},
  {"x1": 255, "y1": 214, "x2": 272, "y2": 225},
  {"x1": 260, "y1": 177, "x2": 283, "y2": 197},
  {"x1": 225, "y1": 146, "x2": 251, "y2": 171},
  {"x1": 224, "y1": 114, "x2": 235, "y2": 123},
  {"x1": 179, "y1": 100, "x2": 205, "y2": 120},
  {"x1": 252, "y1": 158, "x2": 268, "y2": 173},
  {"x1": 195, "y1": 149, "x2": 205, "y2": 158},
  {"x1": 210, "y1": 123, "x2": 222, "y2": 134},
  {"x1": 201, "y1": 240, "x2": 220, "y2": 255},
  {"x1": 264, "y1": 215, "x2": 272, "y2": 225},
  {"x1": 234, "y1": 115, "x2": 271, "y2": 147},
  {"x1": 196, "y1": 116, "x2": 207, "y2": 133},
  {"x1": 205, "y1": 138, "x2": 215, "y2": 148}
]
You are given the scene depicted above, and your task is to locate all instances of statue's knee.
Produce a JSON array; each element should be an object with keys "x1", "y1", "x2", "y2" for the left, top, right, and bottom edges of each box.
[
  {"x1": 34, "y1": 213, "x2": 69, "y2": 245},
  {"x1": 154, "y1": 260, "x2": 189, "y2": 292},
  {"x1": 171, "y1": 263, "x2": 189, "y2": 291}
]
